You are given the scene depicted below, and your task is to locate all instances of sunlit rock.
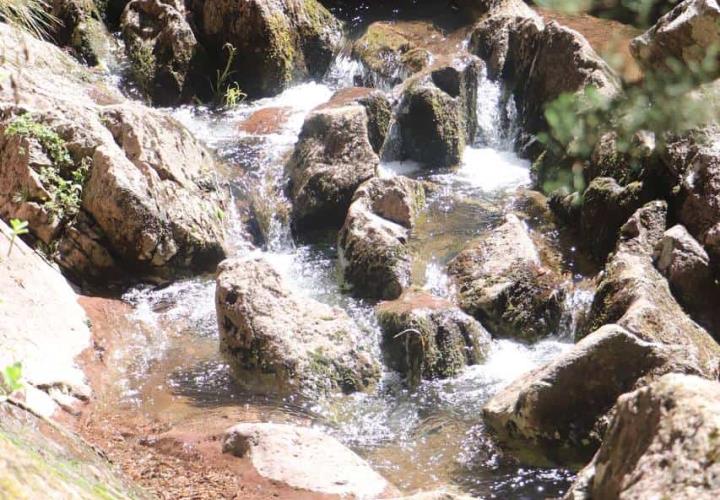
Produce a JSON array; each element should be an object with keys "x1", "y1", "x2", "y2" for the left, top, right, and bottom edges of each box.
[
  {"x1": 223, "y1": 423, "x2": 395, "y2": 497},
  {"x1": 0, "y1": 24, "x2": 228, "y2": 284},
  {"x1": 582, "y1": 201, "x2": 720, "y2": 376},
  {"x1": 215, "y1": 257, "x2": 381, "y2": 395},
  {"x1": 631, "y1": 0, "x2": 720, "y2": 73},
  {"x1": 565, "y1": 374, "x2": 720, "y2": 499},
  {"x1": 448, "y1": 214, "x2": 565, "y2": 341},
  {"x1": 483, "y1": 324, "x2": 702, "y2": 466}
]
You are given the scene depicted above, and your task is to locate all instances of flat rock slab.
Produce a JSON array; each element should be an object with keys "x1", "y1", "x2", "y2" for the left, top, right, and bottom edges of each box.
[
  {"x1": 0, "y1": 220, "x2": 90, "y2": 416},
  {"x1": 223, "y1": 423, "x2": 394, "y2": 498}
]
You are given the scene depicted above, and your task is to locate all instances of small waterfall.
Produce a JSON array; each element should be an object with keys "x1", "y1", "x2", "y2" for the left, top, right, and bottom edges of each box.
[
  {"x1": 474, "y1": 68, "x2": 519, "y2": 151},
  {"x1": 557, "y1": 287, "x2": 595, "y2": 340},
  {"x1": 324, "y1": 53, "x2": 364, "y2": 89}
]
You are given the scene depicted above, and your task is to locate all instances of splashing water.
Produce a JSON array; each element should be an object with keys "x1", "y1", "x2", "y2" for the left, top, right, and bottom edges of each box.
[{"x1": 107, "y1": 47, "x2": 580, "y2": 498}]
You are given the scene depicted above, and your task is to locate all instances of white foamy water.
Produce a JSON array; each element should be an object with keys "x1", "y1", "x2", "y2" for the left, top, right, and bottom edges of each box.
[
  {"x1": 455, "y1": 146, "x2": 531, "y2": 192},
  {"x1": 378, "y1": 159, "x2": 424, "y2": 178}
]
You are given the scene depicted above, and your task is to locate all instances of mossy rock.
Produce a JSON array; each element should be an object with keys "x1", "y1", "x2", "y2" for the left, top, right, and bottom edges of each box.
[
  {"x1": 376, "y1": 291, "x2": 491, "y2": 388},
  {"x1": 397, "y1": 83, "x2": 465, "y2": 168}
]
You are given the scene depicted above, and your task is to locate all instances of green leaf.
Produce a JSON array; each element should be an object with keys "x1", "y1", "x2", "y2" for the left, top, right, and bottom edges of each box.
[
  {"x1": 3, "y1": 362, "x2": 23, "y2": 393},
  {"x1": 9, "y1": 219, "x2": 29, "y2": 236}
]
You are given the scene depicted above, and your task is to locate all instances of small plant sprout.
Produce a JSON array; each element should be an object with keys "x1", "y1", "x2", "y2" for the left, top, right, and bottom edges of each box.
[
  {"x1": 211, "y1": 43, "x2": 247, "y2": 108},
  {"x1": 7, "y1": 218, "x2": 29, "y2": 257},
  {"x1": 0, "y1": 362, "x2": 23, "y2": 400},
  {"x1": 224, "y1": 82, "x2": 247, "y2": 108}
]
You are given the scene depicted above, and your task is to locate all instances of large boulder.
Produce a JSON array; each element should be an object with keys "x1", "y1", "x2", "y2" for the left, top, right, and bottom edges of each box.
[
  {"x1": 223, "y1": 423, "x2": 395, "y2": 497},
  {"x1": 654, "y1": 224, "x2": 720, "y2": 335},
  {"x1": 376, "y1": 291, "x2": 491, "y2": 387},
  {"x1": 483, "y1": 324, "x2": 702, "y2": 466},
  {"x1": 215, "y1": 257, "x2": 381, "y2": 395},
  {"x1": 469, "y1": 11, "x2": 621, "y2": 134},
  {"x1": 582, "y1": 201, "x2": 720, "y2": 377},
  {"x1": 448, "y1": 214, "x2": 565, "y2": 341},
  {"x1": 286, "y1": 104, "x2": 379, "y2": 233},
  {"x1": 121, "y1": 0, "x2": 207, "y2": 105},
  {"x1": 565, "y1": 374, "x2": 720, "y2": 499},
  {"x1": 188, "y1": 0, "x2": 343, "y2": 97},
  {"x1": 0, "y1": 24, "x2": 228, "y2": 284},
  {"x1": 338, "y1": 176, "x2": 426, "y2": 300},
  {"x1": 630, "y1": 0, "x2": 720, "y2": 73}
]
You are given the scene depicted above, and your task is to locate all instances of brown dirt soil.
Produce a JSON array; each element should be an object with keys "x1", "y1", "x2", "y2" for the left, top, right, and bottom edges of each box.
[
  {"x1": 70, "y1": 296, "x2": 334, "y2": 500},
  {"x1": 537, "y1": 8, "x2": 643, "y2": 83}
]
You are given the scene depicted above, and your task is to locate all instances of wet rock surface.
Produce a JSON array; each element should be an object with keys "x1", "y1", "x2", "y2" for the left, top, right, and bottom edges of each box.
[
  {"x1": 565, "y1": 374, "x2": 720, "y2": 499},
  {"x1": 286, "y1": 104, "x2": 379, "y2": 233},
  {"x1": 223, "y1": 423, "x2": 395, "y2": 497},
  {"x1": 338, "y1": 176, "x2": 426, "y2": 300},
  {"x1": 448, "y1": 214, "x2": 566, "y2": 341},
  {"x1": 215, "y1": 257, "x2": 381, "y2": 394},
  {"x1": 483, "y1": 324, "x2": 703, "y2": 466},
  {"x1": 376, "y1": 291, "x2": 491, "y2": 387},
  {"x1": 48, "y1": 0, "x2": 116, "y2": 66}
]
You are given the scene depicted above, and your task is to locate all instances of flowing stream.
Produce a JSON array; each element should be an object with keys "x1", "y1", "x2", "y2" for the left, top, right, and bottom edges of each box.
[{"x1": 94, "y1": 40, "x2": 596, "y2": 498}]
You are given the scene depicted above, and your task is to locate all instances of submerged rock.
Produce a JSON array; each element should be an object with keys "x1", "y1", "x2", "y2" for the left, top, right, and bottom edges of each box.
[
  {"x1": 483, "y1": 324, "x2": 702, "y2": 466},
  {"x1": 448, "y1": 214, "x2": 565, "y2": 341},
  {"x1": 338, "y1": 176, "x2": 426, "y2": 300},
  {"x1": 286, "y1": 104, "x2": 379, "y2": 233},
  {"x1": 630, "y1": 0, "x2": 720, "y2": 73},
  {"x1": 121, "y1": 0, "x2": 206, "y2": 105},
  {"x1": 0, "y1": 25, "x2": 228, "y2": 284},
  {"x1": 223, "y1": 423, "x2": 394, "y2": 498},
  {"x1": 189, "y1": 0, "x2": 343, "y2": 97},
  {"x1": 565, "y1": 374, "x2": 720, "y2": 499},
  {"x1": 582, "y1": 201, "x2": 720, "y2": 377},
  {"x1": 376, "y1": 291, "x2": 491, "y2": 387},
  {"x1": 215, "y1": 257, "x2": 380, "y2": 395}
]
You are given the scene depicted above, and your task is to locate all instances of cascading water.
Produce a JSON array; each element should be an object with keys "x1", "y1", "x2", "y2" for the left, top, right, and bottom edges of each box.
[{"x1": 105, "y1": 44, "x2": 581, "y2": 498}]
